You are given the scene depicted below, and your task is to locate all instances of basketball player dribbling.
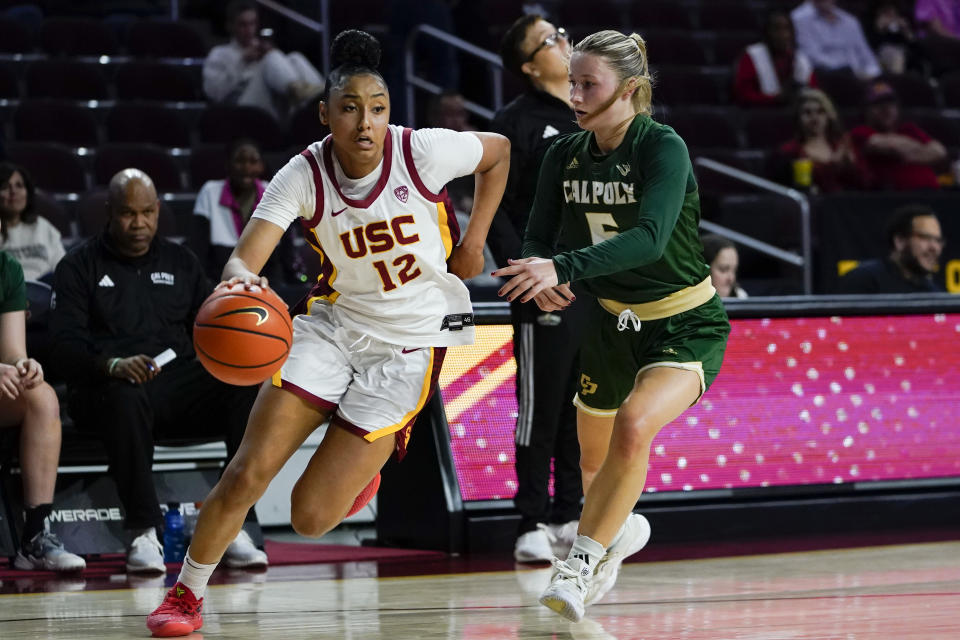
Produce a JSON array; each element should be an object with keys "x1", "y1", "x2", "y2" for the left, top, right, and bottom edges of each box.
[
  {"x1": 146, "y1": 29, "x2": 509, "y2": 637},
  {"x1": 494, "y1": 30, "x2": 730, "y2": 622}
]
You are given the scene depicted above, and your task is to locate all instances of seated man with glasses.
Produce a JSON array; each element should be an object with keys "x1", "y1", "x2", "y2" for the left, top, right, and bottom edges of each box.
[{"x1": 837, "y1": 204, "x2": 946, "y2": 294}]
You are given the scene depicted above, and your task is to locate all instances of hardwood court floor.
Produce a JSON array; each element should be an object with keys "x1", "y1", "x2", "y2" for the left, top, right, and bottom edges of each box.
[{"x1": 1, "y1": 540, "x2": 959, "y2": 639}]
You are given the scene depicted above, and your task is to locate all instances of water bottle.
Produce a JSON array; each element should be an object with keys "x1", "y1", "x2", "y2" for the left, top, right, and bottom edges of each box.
[{"x1": 163, "y1": 502, "x2": 186, "y2": 562}]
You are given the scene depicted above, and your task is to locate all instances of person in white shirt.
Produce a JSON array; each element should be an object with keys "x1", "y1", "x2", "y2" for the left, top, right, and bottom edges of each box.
[
  {"x1": 202, "y1": 0, "x2": 324, "y2": 122},
  {"x1": 0, "y1": 163, "x2": 65, "y2": 282},
  {"x1": 147, "y1": 29, "x2": 510, "y2": 637},
  {"x1": 791, "y1": 0, "x2": 882, "y2": 79}
]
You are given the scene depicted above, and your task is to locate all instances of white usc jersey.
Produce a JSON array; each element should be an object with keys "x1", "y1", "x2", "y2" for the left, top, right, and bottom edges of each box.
[{"x1": 253, "y1": 124, "x2": 483, "y2": 347}]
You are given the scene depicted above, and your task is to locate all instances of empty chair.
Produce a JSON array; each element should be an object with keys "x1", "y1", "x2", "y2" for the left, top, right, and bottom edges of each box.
[
  {"x1": 188, "y1": 143, "x2": 228, "y2": 190},
  {"x1": 39, "y1": 17, "x2": 119, "y2": 56},
  {"x1": 560, "y1": 1, "x2": 625, "y2": 33},
  {"x1": 197, "y1": 105, "x2": 285, "y2": 151},
  {"x1": 942, "y1": 72, "x2": 960, "y2": 109},
  {"x1": 24, "y1": 61, "x2": 110, "y2": 100},
  {"x1": 93, "y1": 143, "x2": 183, "y2": 191},
  {"x1": 76, "y1": 188, "x2": 177, "y2": 238},
  {"x1": 691, "y1": 148, "x2": 769, "y2": 194},
  {"x1": 629, "y1": 1, "x2": 696, "y2": 30},
  {"x1": 815, "y1": 68, "x2": 865, "y2": 109},
  {"x1": 32, "y1": 191, "x2": 74, "y2": 237},
  {"x1": 699, "y1": 3, "x2": 762, "y2": 32},
  {"x1": 14, "y1": 100, "x2": 100, "y2": 147},
  {"x1": 114, "y1": 62, "x2": 200, "y2": 102},
  {"x1": 714, "y1": 32, "x2": 756, "y2": 66},
  {"x1": 643, "y1": 31, "x2": 711, "y2": 66},
  {"x1": 662, "y1": 107, "x2": 741, "y2": 149},
  {"x1": 106, "y1": 104, "x2": 192, "y2": 148},
  {"x1": 287, "y1": 99, "x2": 329, "y2": 149},
  {"x1": 653, "y1": 67, "x2": 728, "y2": 107},
  {"x1": 742, "y1": 109, "x2": 794, "y2": 148},
  {"x1": 0, "y1": 17, "x2": 33, "y2": 53},
  {"x1": 125, "y1": 20, "x2": 207, "y2": 58},
  {"x1": 0, "y1": 64, "x2": 19, "y2": 99},
  {"x1": 882, "y1": 73, "x2": 939, "y2": 108},
  {"x1": 902, "y1": 110, "x2": 960, "y2": 146},
  {"x1": 7, "y1": 142, "x2": 88, "y2": 192}
]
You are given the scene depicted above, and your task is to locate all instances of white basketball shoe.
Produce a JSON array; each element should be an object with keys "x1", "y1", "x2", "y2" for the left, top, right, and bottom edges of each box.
[
  {"x1": 538, "y1": 556, "x2": 592, "y2": 622},
  {"x1": 585, "y1": 513, "x2": 651, "y2": 605}
]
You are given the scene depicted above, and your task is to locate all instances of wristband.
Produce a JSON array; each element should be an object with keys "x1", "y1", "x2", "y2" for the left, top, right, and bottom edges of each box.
[{"x1": 108, "y1": 358, "x2": 121, "y2": 375}]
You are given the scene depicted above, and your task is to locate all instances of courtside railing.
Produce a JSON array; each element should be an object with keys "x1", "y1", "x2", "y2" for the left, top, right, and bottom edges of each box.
[{"x1": 694, "y1": 157, "x2": 813, "y2": 295}]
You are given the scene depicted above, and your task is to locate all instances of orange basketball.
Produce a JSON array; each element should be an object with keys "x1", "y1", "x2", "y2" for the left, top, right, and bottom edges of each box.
[
  {"x1": 193, "y1": 286, "x2": 293, "y2": 386},
  {"x1": 347, "y1": 473, "x2": 381, "y2": 517}
]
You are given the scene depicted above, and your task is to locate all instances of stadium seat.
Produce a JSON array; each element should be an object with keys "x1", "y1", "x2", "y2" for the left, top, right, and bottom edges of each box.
[
  {"x1": 742, "y1": 109, "x2": 794, "y2": 148},
  {"x1": 699, "y1": 3, "x2": 762, "y2": 32},
  {"x1": 0, "y1": 64, "x2": 19, "y2": 99},
  {"x1": 14, "y1": 100, "x2": 100, "y2": 147},
  {"x1": 661, "y1": 107, "x2": 741, "y2": 149},
  {"x1": 106, "y1": 104, "x2": 193, "y2": 148},
  {"x1": 125, "y1": 20, "x2": 207, "y2": 58},
  {"x1": 93, "y1": 143, "x2": 183, "y2": 191},
  {"x1": 883, "y1": 73, "x2": 940, "y2": 108},
  {"x1": 629, "y1": 1, "x2": 696, "y2": 30},
  {"x1": 76, "y1": 188, "x2": 177, "y2": 238},
  {"x1": 0, "y1": 18, "x2": 33, "y2": 53},
  {"x1": 7, "y1": 142, "x2": 89, "y2": 192},
  {"x1": 32, "y1": 191, "x2": 74, "y2": 237},
  {"x1": 24, "y1": 61, "x2": 110, "y2": 100},
  {"x1": 39, "y1": 17, "x2": 120, "y2": 56},
  {"x1": 642, "y1": 31, "x2": 711, "y2": 66},
  {"x1": 714, "y1": 32, "x2": 756, "y2": 66},
  {"x1": 653, "y1": 66, "x2": 729, "y2": 107},
  {"x1": 691, "y1": 148, "x2": 770, "y2": 195},
  {"x1": 287, "y1": 98, "x2": 330, "y2": 149},
  {"x1": 114, "y1": 62, "x2": 200, "y2": 102},
  {"x1": 903, "y1": 110, "x2": 960, "y2": 147},
  {"x1": 188, "y1": 143, "x2": 228, "y2": 190},
  {"x1": 197, "y1": 105, "x2": 285, "y2": 150},
  {"x1": 560, "y1": 0, "x2": 625, "y2": 35},
  {"x1": 815, "y1": 68, "x2": 865, "y2": 108}
]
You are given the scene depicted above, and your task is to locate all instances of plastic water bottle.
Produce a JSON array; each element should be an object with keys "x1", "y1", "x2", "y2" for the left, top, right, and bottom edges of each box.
[{"x1": 163, "y1": 502, "x2": 186, "y2": 562}]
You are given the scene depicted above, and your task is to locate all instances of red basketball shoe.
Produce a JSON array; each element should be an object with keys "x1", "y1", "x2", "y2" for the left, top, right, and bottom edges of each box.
[{"x1": 146, "y1": 582, "x2": 203, "y2": 637}]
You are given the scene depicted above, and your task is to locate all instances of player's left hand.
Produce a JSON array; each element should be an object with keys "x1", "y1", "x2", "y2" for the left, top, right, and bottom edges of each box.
[
  {"x1": 15, "y1": 358, "x2": 43, "y2": 389},
  {"x1": 448, "y1": 244, "x2": 486, "y2": 280},
  {"x1": 533, "y1": 282, "x2": 575, "y2": 312},
  {"x1": 493, "y1": 257, "x2": 560, "y2": 303}
]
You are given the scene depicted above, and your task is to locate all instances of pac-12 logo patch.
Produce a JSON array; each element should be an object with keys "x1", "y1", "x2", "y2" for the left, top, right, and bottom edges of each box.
[{"x1": 394, "y1": 185, "x2": 409, "y2": 203}]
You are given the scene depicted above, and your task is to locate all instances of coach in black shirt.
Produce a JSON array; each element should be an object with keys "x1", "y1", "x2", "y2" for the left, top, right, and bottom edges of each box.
[
  {"x1": 489, "y1": 14, "x2": 592, "y2": 564},
  {"x1": 50, "y1": 169, "x2": 264, "y2": 574},
  {"x1": 838, "y1": 204, "x2": 946, "y2": 294}
]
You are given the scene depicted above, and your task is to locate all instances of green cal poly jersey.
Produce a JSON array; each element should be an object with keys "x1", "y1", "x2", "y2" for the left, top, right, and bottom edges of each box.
[{"x1": 522, "y1": 114, "x2": 709, "y2": 304}]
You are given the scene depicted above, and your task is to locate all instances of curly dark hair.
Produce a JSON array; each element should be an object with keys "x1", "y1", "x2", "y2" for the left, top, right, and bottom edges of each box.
[
  {"x1": 323, "y1": 29, "x2": 385, "y2": 101},
  {"x1": 0, "y1": 162, "x2": 36, "y2": 242}
]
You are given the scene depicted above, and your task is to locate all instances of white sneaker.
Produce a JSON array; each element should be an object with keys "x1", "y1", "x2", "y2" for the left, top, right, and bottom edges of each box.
[
  {"x1": 223, "y1": 529, "x2": 268, "y2": 569},
  {"x1": 126, "y1": 528, "x2": 165, "y2": 574},
  {"x1": 584, "y1": 513, "x2": 651, "y2": 605},
  {"x1": 14, "y1": 531, "x2": 86, "y2": 572},
  {"x1": 514, "y1": 526, "x2": 554, "y2": 563},
  {"x1": 545, "y1": 520, "x2": 579, "y2": 558},
  {"x1": 538, "y1": 556, "x2": 592, "y2": 622}
]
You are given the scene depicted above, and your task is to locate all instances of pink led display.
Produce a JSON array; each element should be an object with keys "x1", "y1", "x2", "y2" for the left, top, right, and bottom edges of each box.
[{"x1": 439, "y1": 314, "x2": 960, "y2": 502}]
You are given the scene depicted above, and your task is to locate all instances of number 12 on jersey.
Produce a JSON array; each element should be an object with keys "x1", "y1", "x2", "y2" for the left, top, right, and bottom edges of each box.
[{"x1": 372, "y1": 254, "x2": 422, "y2": 291}]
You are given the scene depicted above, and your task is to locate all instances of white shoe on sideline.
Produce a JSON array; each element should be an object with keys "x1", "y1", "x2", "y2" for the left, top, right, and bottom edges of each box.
[
  {"x1": 514, "y1": 526, "x2": 554, "y2": 563},
  {"x1": 585, "y1": 513, "x2": 651, "y2": 605},
  {"x1": 126, "y1": 528, "x2": 165, "y2": 574},
  {"x1": 545, "y1": 520, "x2": 579, "y2": 558},
  {"x1": 223, "y1": 529, "x2": 268, "y2": 569},
  {"x1": 14, "y1": 531, "x2": 86, "y2": 572},
  {"x1": 539, "y1": 556, "x2": 592, "y2": 622}
]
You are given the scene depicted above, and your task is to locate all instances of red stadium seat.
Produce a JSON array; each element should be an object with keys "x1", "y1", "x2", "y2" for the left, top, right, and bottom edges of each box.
[
  {"x1": 662, "y1": 107, "x2": 742, "y2": 149},
  {"x1": 7, "y1": 142, "x2": 89, "y2": 192},
  {"x1": 642, "y1": 31, "x2": 711, "y2": 66},
  {"x1": 24, "y1": 61, "x2": 110, "y2": 100},
  {"x1": 114, "y1": 62, "x2": 200, "y2": 102},
  {"x1": 630, "y1": 1, "x2": 696, "y2": 30},
  {"x1": 14, "y1": 100, "x2": 100, "y2": 147},
  {"x1": 125, "y1": 20, "x2": 207, "y2": 59},
  {"x1": 188, "y1": 143, "x2": 228, "y2": 190},
  {"x1": 32, "y1": 191, "x2": 75, "y2": 237},
  {"x1": 882, "y1": 73, "x2": 940, "y2": 109},
  {"x1": 699, "y1": 3, "x2": 762, "y2": 32},
  {"x1": 39, "y1": 18, "x2": 119, "y2": 56},
  {"x1": 197, "y1": 105, "x2": 285, "y2": 151},
  {"x1": 287, "y1": 98, "x2": 330, "y2": 149},
  {"x1": 742, "y1": 109, "x2": 794, "y2": 148},
  {"x1": 106, "y1": 104, "x2": 193, "y2": 148},
  {"x1": 93, "y1": 143, "x2": 184, "y2": 191},
  {"x1": 653, "y1": 66, "x2": 729, "y2": 107},
  {"x1": 0, "y1": 64, "x2": 19, "y2": 99},
  {"x1": 0, "y1": 18, "x2": 33, "y2": 53}
]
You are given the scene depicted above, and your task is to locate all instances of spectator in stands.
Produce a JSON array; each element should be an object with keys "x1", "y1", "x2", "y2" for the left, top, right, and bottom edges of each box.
[
  {"x1": 701, "y1": 234, "x2": 748, "y2": 299},
  {"x1": 0, "y1": 163, "x2": 65, "y2": 282},
  {"x1": 0, "y1": 220, "x2": 85, "y2": 573},
  {"x1": 203, "y1": 0, "x2": 324, "y2": 122},
  {"x1": 849, "y1": 81, "x2": 947, "y2": 190},
  {"x1": 733, "y1": 10, "x2": 817, "y2": 107},
  {"x1": 837, "y1": 204, "x2": 945, "y2": 293},
  {"x1": 427, "y1": 91, "x2": 477, "y2": 132},
  {"x1": 915, "y1": 0, "x2": 960, "y2": 39},
  {"x1": 791, "y1": 0, "x2": 882, "y2": 79},
  {"x1": 777, "y1": 88, "x2": 866, "y2": 192},
  {"x1": 49, "y1": 168, "x2": 265, "y2": 574},
  {"x1": 490, "y1": 13, "x2": 585, "y2": 565},
  {"x1": 192, "y1": 138, "x2": 305, "y2": 304},
  {"x1": 868, "y1": 0, "x2": 920, "y2": 75}
]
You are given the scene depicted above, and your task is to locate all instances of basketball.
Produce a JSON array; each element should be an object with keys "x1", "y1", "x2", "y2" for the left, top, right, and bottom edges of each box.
[
  {"x1": 347, "y1": 472, "x2": 380, "y2": 517},
  {"x1": 193, "y1": 285, "x2": 293, "y2": 386}
]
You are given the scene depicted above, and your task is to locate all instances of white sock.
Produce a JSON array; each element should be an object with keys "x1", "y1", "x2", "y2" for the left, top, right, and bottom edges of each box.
[
  {"x1": 607, "y1": 519, "x2": 629, "y2": 550},
  {"x1": 567, "y1": 534, "x2": 605, "y2": 568},
  {"x1": 176, "y1": 549, "x2": 218, "y2": 599}
]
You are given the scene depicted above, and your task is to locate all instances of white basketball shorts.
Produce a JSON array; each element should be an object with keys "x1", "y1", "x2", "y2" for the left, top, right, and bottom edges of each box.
[{"x1": 272, "y1": 301, "x2": 445, "y2": 459}]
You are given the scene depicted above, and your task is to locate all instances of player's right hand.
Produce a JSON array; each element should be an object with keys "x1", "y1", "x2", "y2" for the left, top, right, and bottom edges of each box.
[
  {"x1": 112, "y1": 355, "x2": 160, "y2": 385},
  {"x1": 0, "y1": 362, "x2": 23, "y2": 399},
  {"x1": 217, "y1": 274, "x2": 270, "y2": 294}
]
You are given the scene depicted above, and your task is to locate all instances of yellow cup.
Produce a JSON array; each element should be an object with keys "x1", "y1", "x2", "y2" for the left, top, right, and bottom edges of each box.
[{"x1": 792, "y1": 158, "x2": 813, "y2": 188}]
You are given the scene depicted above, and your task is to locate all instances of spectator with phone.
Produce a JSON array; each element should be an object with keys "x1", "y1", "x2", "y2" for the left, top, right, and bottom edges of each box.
[
  {"x1": 49, "y1": 168, "x2": 263, "y2": 574},
  {"x1": 203, "y1": 0, "x2": 324, "y2": 122}
]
